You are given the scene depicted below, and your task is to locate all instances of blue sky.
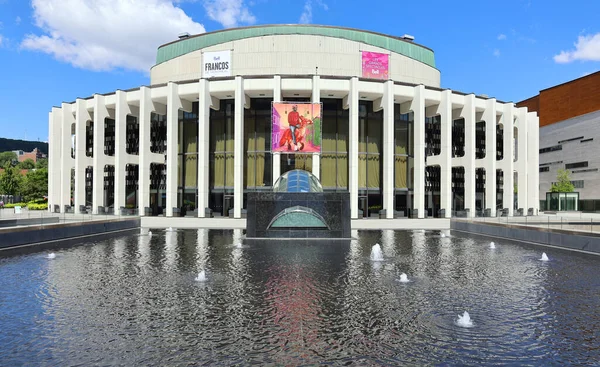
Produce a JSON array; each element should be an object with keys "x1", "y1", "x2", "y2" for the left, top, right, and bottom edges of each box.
[{"x1": 0, "y1": 0, "x2": 599, "y2": 141}]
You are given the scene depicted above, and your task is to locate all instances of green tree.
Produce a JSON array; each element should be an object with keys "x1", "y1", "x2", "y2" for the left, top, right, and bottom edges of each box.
[
  {"x1": 18, "y1": 158, "x2": 36, "y2": 170},
  {"x1": 550, "y1": 168, "x2": 575, "y2": 192},
  {"x1": 21, "y1": 168, "x2": 48, "y2": 201},
  {"x1": 36, "y1": 158, "x2": 48, "y2": 169},
  {"x1": 0, "y1": 151, "x2": 18, "y2": 167},
  {"x1": 0, "y1": 166, "x2": 22, "y2": 195}
]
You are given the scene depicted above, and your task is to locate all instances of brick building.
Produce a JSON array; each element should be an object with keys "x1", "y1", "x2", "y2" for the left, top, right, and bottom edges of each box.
[
  {"x1": 518, "y1": 71, "x2": 600, "y2": 211},
  {"x1": 12, "y1": 148, "x2": 46, "y2": 163}
]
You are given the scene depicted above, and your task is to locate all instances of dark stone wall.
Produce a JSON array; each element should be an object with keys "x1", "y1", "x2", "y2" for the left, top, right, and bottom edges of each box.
[
  {"x1": 0, "y1": 218, "x2": 140, "y2": 250},
  {"x1": 246, "y1": 192, "x2": 351, "y2": 238},
  {"x1": 0, "y1": 217, "x2": 60, "y2": 228}
]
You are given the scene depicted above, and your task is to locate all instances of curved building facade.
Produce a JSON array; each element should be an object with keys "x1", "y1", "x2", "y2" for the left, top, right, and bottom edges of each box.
[{"x1": 48, "y1": 25, "x2": 539, "y2": 219}]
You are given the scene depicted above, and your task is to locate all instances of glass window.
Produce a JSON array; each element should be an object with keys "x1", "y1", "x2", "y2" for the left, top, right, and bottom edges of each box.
[
  {"x1": 244, "y1": 98, "x2": 272, "y2": 190},
  {"x1": 320, "y1": 99, "x2": 348, "y2": 190},
  {"x1": 273, "y1": 170, "x2": 323, "y2": 193}
]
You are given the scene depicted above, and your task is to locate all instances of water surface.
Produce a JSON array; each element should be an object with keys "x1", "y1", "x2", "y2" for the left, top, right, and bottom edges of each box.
[{"x1": 1, "y1": 229, "x2": 599, "y2": 366}]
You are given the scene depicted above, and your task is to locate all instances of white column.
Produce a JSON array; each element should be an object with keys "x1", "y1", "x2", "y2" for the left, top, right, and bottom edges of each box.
[
  {"x1": 439, "y1": 90, "x2": 452, "y2": 218},
  {"x1": 463, "y1": 94, "x2": 476, "y2": 218},
  {"x1": 412, "y1": 85, "x2": 426, "y2": 218},
  {"x1": 312, "y1": 75, "x2": 321, "y2": 179},
  {"x1": 166, "y1": 82, "x2": 180, "y2": 217},
  {"x1": 517, "y1": 107, "x2": 529, "y2": 213},
  {"x1": 60, "y1": 103, "x2": 74, "y2": 212},
  {"x1": 74, "y1": 99, "x2": 89, "y2": 213},
  {"x1": 198, "y1": 79, "x2": 211, "y2": 217},
  {"x1": 348, "y1": 77, "x2": 359, "y2": 219},
  {"x1": 48, "y1": 108, "x2": 61, "y2": 212},
  {"x1": 233, "y1": 76, "x2": 245, "y2": 218},
  {"x1": 382, "y1": 80, "x2": 394, "y2": 218},
  {"x1": 272, "y1": 75, "x2": 281, "y2": 185},
  {"x1": 92, "y1": 94, "x2": 108, "y2": 214},
  {"x1": 138, "y1": 87, "x2": 152, "y2": 215},
  {"x1": 114, "y1": 90, "x2": 129, "y2": 212},
  {"x1": 483, "y1": 99, "x2": 497, "y2": 217},
  {"x1": 527, "y1": 112, "x2": 539, "y2": 214},
  {"x1": 502, "y1": 104, "x2": 515, "y2": 216}
]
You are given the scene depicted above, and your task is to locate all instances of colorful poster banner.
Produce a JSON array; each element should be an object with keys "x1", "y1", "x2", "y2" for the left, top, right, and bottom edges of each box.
[
  {"x1": 362, "y1": 51, "x2": 389, "y2": 80},
  {"x1": 272, "y1": 103, "x2": 321, "y2": 153}
]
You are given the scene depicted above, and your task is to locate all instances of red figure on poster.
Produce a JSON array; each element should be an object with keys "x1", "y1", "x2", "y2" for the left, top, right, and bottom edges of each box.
[{"x1": 279, "y1": 115, "x2": 313, "y2": 151}]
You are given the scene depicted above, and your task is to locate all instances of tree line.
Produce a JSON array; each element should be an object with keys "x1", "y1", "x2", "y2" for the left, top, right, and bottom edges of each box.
[{"x1": 0, "y1": 151, "x2": 48, "y2": 202}]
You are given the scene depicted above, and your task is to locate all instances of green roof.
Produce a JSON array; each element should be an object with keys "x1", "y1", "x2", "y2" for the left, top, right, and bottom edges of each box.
[{"x1": 155, "y1": 25, "x2": 436, "y2": 68}]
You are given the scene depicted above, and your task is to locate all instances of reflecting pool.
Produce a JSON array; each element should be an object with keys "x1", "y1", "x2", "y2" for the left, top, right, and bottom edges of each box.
[{"x1": 1, "y1": 229, "x2": 599, "y2": 365}]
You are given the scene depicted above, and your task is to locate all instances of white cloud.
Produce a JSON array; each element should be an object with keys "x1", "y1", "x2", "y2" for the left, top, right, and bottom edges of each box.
[
  {"x1": 497, "y1": 34, "x2": 506, "y2": 41},
  {"x1": 554, "y1": 33, "x2": 600, "y2": 63},
  {"x1": 203, "y1": 0, "x2": 256, "y2": 28},
  {"x1": 15, "y1": 16, "x2": 21, "y2": 25},
  {"x1": 493, "y1": 49, "x2": 500, "y2": 57},
  {"x1": 0, "y1": 35, "x2": 3, "y2": 46},
  {"x1": 299, "y1": 0, "x2": 328, "y2": 24},
  {"x1": 21, "y1": 0, "x2": 206, "y2": 72}
]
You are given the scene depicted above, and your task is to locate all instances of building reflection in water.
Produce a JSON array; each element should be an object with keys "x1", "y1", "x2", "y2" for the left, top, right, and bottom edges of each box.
[{"x1": 264, "y1": 262, "x2": 322, "y2": 362}]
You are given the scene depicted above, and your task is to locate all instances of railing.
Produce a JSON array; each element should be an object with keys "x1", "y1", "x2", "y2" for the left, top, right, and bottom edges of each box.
[{"x1": 460, "y1": 212, "x2": 600, "y2": 234}]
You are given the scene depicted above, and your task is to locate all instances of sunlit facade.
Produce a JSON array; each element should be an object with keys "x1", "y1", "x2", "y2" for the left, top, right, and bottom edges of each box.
[{"x1": 48, "y1": 25, "x2": 539, "y2": 219}]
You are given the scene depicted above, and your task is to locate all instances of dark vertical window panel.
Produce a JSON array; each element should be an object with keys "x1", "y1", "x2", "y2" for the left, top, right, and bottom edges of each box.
[
  {"x1": 125, "y1": 164, "x2": 139, "y2": 209},
  {"x1": 85, "y1": 121, "x2": 94, "y2": 157},
  {"x1": 452, "y1": 166, "x2": 465, "y2": 212},
  {"x1": 496, "y1": 125, "x2": 504, "y2": 161},
  {"x1": 425, "y1": 115, "x2": 441, "y2": 157},
  {"x1": 104, "y1": 118, "x2": 115, "y2": 156},
  {"x1": 452, "y1": 118, "x2": 465, "y2": 158},
  {"x1": 103, "y1": 165, "x2": 115, "y2": 208},
  {"x1": 475, "y1": 121, "x2": 485, "y2": 159},
  {"x1": 126, "y1": 115, "x2": 139, "y2": 155},
  {"x1": 150, "y1": 113, "x2": 167, "y2": 154},
  {"x1": 85, "y1": 166, "x2": 93, "y2": 207}
]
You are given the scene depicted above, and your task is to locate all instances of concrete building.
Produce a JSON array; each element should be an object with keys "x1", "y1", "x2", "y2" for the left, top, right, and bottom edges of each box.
[
  {"x1": 518, "y1": 71, "x2": 600, "y2": 211},
  {"x1": 48, "y1": 25, "x2": 539, "y2": 218}
]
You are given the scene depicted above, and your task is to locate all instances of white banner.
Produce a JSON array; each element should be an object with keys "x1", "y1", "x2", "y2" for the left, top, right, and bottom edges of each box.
[{"x1": 202, "y1": 50, "x2": 231, "y2": 78}]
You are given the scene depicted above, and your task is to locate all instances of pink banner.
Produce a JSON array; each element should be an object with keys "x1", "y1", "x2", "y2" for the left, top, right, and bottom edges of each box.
[{"x1": 362, "y1": 51, "x2": 389, "y2": 80}]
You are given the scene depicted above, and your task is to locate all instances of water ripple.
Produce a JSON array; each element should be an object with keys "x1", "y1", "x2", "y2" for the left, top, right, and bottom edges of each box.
[{"x1": 0, "y1": 230, "x2": 599, "y2": 365}]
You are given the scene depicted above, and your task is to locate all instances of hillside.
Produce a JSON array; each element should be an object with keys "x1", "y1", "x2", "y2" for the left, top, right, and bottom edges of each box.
[{"x1": 0, "y1": 138, "x2": 48, "y2": 154}]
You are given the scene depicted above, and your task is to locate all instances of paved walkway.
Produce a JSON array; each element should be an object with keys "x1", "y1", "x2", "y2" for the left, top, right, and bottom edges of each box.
[{"x1": 4, "y1": 208, "x2": 599, "y2": 233}]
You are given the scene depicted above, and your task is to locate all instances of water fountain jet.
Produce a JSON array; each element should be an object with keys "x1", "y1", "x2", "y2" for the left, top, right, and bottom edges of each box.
[
  {"x1": 540, "y1": 252, "x2": 549, "y2": 261},
  {"x1": 195, "y1": 270, "x2": 207, "y2": 282},
  {"x1": 490, "y1": 242, "x2": 496, "y2": 249},
  {"x1": 456, "y1": 311, "x2": 473, "y2": 327},
  {"x1": 370, "y1": 244, "x2": 384, "y2": 261},
  {"x1": 47, "y1": 253, "x2": 56, "y2": 259},
  {"x1": 397, "y1": 273, "x2": 410, "y2": 283}
]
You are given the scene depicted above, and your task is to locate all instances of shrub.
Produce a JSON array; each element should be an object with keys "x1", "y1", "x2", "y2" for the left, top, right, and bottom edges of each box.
[
  {"x1": 4, "y1": 202, "x2": 27, "y2": 209},
  {"x1": 27, "y1": 203, "x2": 48, "y2": 210},
  {"x1": 28, "y1": 198, "x2": 47, "y2": 205}
]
